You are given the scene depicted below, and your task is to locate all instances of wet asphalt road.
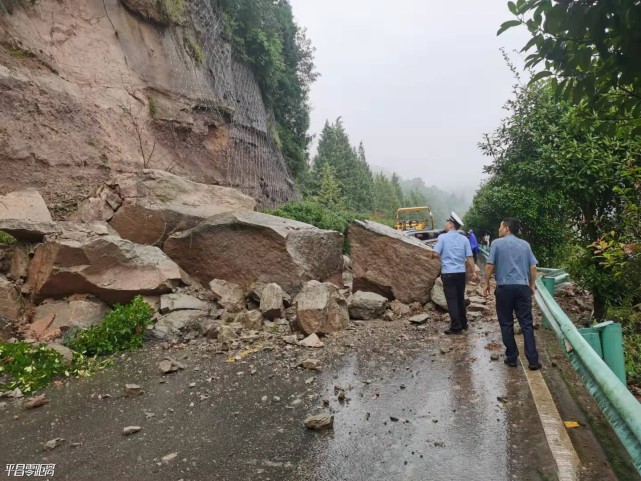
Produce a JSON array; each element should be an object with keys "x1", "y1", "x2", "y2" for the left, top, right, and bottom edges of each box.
[{"x1": 0, "y1": 320, "x2": 559, "y2": 481}]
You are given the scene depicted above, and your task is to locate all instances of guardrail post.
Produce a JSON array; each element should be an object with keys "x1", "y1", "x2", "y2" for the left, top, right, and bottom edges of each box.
[
  {"x1": 542, "y1": 277, "x2": 555, "y2": 295},
  {"x1": 601, "y1": 323, "x2": 627, "y2": 385},
  {"x1": 578, "y1": 328, "x2": 604, "y2": 358}
]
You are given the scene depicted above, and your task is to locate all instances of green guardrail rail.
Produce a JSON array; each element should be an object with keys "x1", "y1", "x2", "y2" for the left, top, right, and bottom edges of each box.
[
  {"x1": 535, "y1": 271, "x2": 641, "y2": 473},
  {"x1": 477, "y1": 247, "x2": 641, "y2": 472}
]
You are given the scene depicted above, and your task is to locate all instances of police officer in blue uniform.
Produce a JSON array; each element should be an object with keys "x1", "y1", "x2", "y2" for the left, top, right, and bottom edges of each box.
[
  {"x1": 432, "y1": 212, "x2": 478, "y2": 335},
  {"x1": 484, "y1": 217, "x2": 541, "y2": 370}
]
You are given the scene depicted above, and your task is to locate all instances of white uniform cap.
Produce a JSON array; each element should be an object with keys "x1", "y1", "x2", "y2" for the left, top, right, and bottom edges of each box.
[{"x1": 447, "y1": 211, "x2": 464, "y2": 228}]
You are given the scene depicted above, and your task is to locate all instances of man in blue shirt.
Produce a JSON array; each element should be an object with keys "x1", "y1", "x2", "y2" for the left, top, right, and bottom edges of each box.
[
  {"x1": 432, "y1": 212, "x2": 478, "y2": 335},
  {"x1": 484, "y1": 218, "x2": 541, "y2": 370},
  {"x1": 468, "y1": 229, "x2": 480, "y2": 263}
]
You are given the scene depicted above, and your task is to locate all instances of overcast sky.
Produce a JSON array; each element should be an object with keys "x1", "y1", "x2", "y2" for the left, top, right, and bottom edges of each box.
[{"x1": 288, "y1": 0, "x2": 531, "y2": 196}]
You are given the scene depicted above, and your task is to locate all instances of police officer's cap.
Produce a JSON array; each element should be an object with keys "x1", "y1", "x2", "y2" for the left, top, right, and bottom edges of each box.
[{"x1": 447, "y1": 212, "x2": 464, "y2": 229}]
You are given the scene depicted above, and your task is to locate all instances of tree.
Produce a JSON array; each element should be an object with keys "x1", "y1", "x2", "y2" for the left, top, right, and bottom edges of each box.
[
  {"x1": 476, "y1": 79, "x2": 641, "y2": 317},
  {"x1": 219, "y1": 0, "x2": 318, "y2": 178},
  {"x1": 499, "y1": 0, "x2": 641, "y2": 130},
  {"x1": 315, "y1": 163, "x2": 344, "y2": 209},
  {"x1": 371, "y1": 173, "x2": 401, "y2": 221},
  {"x1": 312, "y1": 119, "x2": 373, "y2": 213}
]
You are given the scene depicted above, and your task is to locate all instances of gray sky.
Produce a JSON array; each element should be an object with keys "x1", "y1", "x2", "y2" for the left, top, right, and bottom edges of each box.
[{"x1": 288, "y1": 0, "x2": 531, "y2": 196}]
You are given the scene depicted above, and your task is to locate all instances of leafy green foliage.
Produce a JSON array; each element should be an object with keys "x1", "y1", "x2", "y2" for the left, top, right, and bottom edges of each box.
[
  {"x1": 266, "y1": 199, "x2": 367, "y2": 253},
  {"x1": 218, "y1": 0, "x2": 318, "y2": 179},
  {"x1": 500, "y1": 0, "x2": 641, "y2": 131},
  {"x1": 0, "y1": 342, "x2": 107, "y2": 394},
  {"x1": 474, "y1": 79, "x2": 641, "y2": 316},
  {"x1": 66, "y1": 296, "x2": 153, "y2": 356},
  {"x1": 312, "y1": 119, "x2": 373, "y2": 213},
  {"x1": 464, "y1": 179, "x2": 568, "y2": 266},
  {"x1": 0, "y1": 230, "x2": 16, "y2": 245}
]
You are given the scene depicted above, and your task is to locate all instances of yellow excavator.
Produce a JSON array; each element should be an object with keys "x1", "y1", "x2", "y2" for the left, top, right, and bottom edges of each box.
[{"x1": 394, "y1": 206, "x2": 440, "y2": 242}]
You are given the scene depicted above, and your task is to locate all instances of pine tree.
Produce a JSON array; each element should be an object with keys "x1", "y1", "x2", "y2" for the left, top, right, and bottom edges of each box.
[
  {"x1": 312, "y1": 119, "x2": 373, "y2": 213},
  {"x1": 315, "y1": 163, "x2": 344, "y2": 209}
]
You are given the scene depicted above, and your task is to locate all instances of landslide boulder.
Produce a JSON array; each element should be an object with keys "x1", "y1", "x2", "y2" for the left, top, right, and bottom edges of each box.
[
  {"x1": 348, "y1": 220, "x2": 441, "y2": 304},
  {"x1": 295, "y1": 281, "x2": 349, "y2": 335},
  {"x1": 164, "y1": 212, "x2": 343, "y2": 295},
  {"x1": 27, "y1": 228, "x2": 182, "y2": 304},
  {"x1": 77, "y1": 170, "x2": 257, "y2": 246},
  {"x1": 348, "y1": 291, "x2": 388, "y2": 320},
  {"x1": 0, "y1": 189, "x2": 52, "y2": 223}
]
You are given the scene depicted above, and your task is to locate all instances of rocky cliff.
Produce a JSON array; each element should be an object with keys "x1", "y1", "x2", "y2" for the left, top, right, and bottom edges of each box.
[{"x1": 0, "y1": 0, "x2": 296, "y2": 218}]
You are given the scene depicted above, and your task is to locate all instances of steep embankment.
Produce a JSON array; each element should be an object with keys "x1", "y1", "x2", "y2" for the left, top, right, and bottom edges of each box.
[{"x1": 0, "y1": 0, "x2": 295, "y2": 217}]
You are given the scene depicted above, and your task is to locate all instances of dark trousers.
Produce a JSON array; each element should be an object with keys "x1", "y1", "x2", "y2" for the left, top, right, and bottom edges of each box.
[
  {"x1": 495, "y1": 285, "x2": 539, "y2": 365},
  {"x1": 442, "y1": 273, "x2": 467, "y2": 330}
]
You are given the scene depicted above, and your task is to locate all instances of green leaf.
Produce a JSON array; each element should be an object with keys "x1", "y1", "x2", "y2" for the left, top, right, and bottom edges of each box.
[
  {"x1": 507, "y1": 1, "x2": 518, "y2": 15},
  {"x1": 497, "y1": 20, "x2": 522, "y2": 36}
]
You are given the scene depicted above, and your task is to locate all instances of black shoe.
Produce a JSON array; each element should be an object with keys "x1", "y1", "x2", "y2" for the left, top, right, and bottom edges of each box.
[
  {"x1": 444, "y1": 328, "x2": 464, "y2": 335},
  {"x1": 504, "y1": 359, "x2": 518, "y2": 367},
  {"x1": 528, "y1": 363, "x2": 542, "y2": 371}
]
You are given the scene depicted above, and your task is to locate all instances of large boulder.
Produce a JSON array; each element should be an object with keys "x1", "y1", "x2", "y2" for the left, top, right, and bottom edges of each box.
[
  {"x1": 149, "y1": 310, "x2": 210, "y2": 341},
  {"x1": 348, "y1": 291, "x2": 388, "y2": 320},
  {"x1": 27, "y1": 227, "x2": 182, "y2": 304},
  {"x1": 0, "y1": 189, "x2": 52, "y2": 223},
  {"x1": 32, "y1": 297, "x2": 110, "y2": 331},
  {"x1": 348, "y1": 221, "x2": 441, "y2": 304},
  {"x1": 76, "y1": 170, "x2": 257, "y2": 246},
  {"x1": 164, "y1": 212, "x2": 344, "y2": 295},
  {"x1": 295, "y1": 281, "x2": 349, "y2": 335}
]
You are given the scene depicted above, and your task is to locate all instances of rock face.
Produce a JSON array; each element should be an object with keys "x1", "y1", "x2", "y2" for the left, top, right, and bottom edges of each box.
[
  {"x1": 0, "y1": 0, "x2": 296, "y2": 212},
  {"x1": 348, "y1": 291, "x2": 388, "y2": 320},
  {"x1": 295, "y1": 281, "x2": 349, "y2": 335},
  {"x1": 165, "y1": 212, "x2": 344, "y2": 294},
  {"x1": 27, "y1": 229, "x2": 182, "y2": 304},
  {"x1": 77, "y1": 170, "x2": 257, "y2": 245},
  {"x1": 349, "y1": 221, "x2": 441, "y2": 304},
  {"x1": 0, "y1": 189, "x2": 52, "y2": 223}
]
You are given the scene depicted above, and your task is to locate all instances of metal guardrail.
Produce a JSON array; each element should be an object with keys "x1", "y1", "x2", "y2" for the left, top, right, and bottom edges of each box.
[
  {"x1": 477, "y1": 245, "x2": 641, "y2": 471},
  {"x1": 535, "y1": 271, "x2": 641, "y2": 473}
]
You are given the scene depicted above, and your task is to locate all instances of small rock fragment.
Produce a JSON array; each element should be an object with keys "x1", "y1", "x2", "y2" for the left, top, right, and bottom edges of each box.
[
  {"x1": 124, "y1": 384, "x2": 143, "y2": 396},
  {"x1": 304, "y1": 413, "x2": 334, "y2": 430},
  {"x1": 123, "y1": 426, "x2": 142, "y2": 436},
  {"x1": 161, "y1": 452, "x2": 178, "y2": 464},
  {"x1": 43, "y1": 438, "x2": 64, "y2": 451},
  {"x1": 24, "y1": 394, "x2": 48, "y2": 410},
  {"x1": 299, "y1": 333, "x2": 324, "y2": 348},
  {"x1": 490, "y1": 353, "x2": 499, "y2": 361},
  {"x1": 300, "y1": 358, "x2": 321, "y2": 370}
]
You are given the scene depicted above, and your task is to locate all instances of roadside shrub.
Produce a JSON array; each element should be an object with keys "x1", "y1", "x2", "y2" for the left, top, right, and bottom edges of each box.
[
  {"x1": 0, "y1": 343, "x2": 105, "y2": 394},
  {"x1": 266, "y1": 199, "x2": 367, "y2": 253},
  {"x1": 184, "y1": 35, "x2": 204, "y2": 65},
  {"x1": 66, "y1": 296, "x2": 153, "y2": 356}
]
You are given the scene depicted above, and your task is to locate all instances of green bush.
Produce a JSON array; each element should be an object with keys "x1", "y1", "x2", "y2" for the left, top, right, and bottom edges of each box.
[
  {"x1": 266, "y1": 199, "x2": 367, "y2": 253},
  {"x1": 66, "y1": 296, "x2": 153, "y2": 356},
  {"x1": 0, "y1": 342, "x2": 106, "y2": 394}
]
